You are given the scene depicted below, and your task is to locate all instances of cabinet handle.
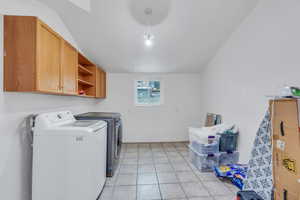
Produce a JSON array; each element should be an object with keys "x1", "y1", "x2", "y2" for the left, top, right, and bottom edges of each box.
[
  {"x1": 283, "y1": 189, "x2": 287, "y2": 200},
  {"x1": 280, "y1": 121, "x2": 285, "y2": 136},
  {"x1": 57, "y1": 85, "x2": 63, "y2": 91}
]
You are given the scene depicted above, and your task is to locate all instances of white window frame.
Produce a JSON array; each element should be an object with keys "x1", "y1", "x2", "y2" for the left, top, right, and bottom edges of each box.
[{"x1": 134, "y1": 79, "x2": 164, "y2": 106}]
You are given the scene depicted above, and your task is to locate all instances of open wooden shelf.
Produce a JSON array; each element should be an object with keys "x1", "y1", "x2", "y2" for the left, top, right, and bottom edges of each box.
[
  {"x1": 78, "y1": 79, "x2": 94, "y2": 87},
  {"x1": 77, "y1": 52, "x2": 96, "y2": 97},
  {"x1": 76, "y1": 52, "x2": 106, "y2": 98},
  {"x1": 78, "y1": 64, "x2": 93, "y2": 75}
]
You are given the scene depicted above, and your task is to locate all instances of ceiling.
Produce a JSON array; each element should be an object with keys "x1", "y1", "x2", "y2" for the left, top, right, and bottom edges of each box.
[{"x1": 38, "y1": 0, "x2": 258, "y2": 73}]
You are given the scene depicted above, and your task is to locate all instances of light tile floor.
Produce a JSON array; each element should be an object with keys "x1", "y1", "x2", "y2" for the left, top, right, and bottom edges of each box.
[{"x1": 100, "y1": 143, "x2": 239, "y2": 200}]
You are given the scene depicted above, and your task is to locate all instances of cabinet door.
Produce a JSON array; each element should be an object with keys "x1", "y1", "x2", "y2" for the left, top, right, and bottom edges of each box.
[
  {"x1": 36, "y1": 21, "x2": 61, "y2": 93},
  {"x1": 95, "y1": 67, "x2": 106, "y2": 98},
  {"x1": 61, "y1": 41, "x2": 78, "y2": 95},
  {"x1": 4, "y1": 16, "x2": 37, "y2": 92}
]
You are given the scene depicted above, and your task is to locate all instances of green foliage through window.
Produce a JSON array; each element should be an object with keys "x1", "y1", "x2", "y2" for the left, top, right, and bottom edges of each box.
[{"x1": 136, "y1": 80, "x2": 161, "y2": 105}]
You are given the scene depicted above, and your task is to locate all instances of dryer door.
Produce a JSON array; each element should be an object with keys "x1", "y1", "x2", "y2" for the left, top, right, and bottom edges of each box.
[{"x1": 114, "y1": 120, "x2": 122, "y2": 158}]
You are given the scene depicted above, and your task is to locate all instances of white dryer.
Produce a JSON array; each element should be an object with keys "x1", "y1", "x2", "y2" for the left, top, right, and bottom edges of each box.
[{"x1": 32, "y1": 111, "x2": 107, "y2": 200}]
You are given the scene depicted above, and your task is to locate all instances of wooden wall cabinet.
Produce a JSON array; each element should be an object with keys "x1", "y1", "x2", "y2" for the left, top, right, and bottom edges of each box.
[
  {"x1": 61, "y1": 41, "x2": 78, "y2": 95},
  {"x1": 4, "y1": 15, "x2": 106, "y2": 98},
  {"x1": 77, "y1": 53, "x2": 106, "y2": 98},
  {"x1": 36, "y1": 19, "x2": 62, "y2": 93},
  {"x1": 77, "y1": 53, "x2": 96, "y2": 97},
  {"x1": 96, "y1": 67, "x2": 106, "y2": 98},
  {"x1": 4, "y1": 16, "x2": 37, "y2": 92}
]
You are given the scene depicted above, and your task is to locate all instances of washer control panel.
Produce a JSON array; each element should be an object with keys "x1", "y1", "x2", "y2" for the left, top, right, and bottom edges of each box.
[{"x1": 35, "y1": 111, "x2": 76, "y2": 130}]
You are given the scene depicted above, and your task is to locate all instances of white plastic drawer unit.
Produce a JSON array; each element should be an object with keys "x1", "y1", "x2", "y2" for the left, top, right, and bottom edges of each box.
[{"x1": 32, "y1": 111, "x2": 107, "y2": 200}]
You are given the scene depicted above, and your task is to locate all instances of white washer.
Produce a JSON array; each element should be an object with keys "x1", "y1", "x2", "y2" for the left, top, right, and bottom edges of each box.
[{"x1": 32, "y1": 111, "x2": 107, "y2": 200}]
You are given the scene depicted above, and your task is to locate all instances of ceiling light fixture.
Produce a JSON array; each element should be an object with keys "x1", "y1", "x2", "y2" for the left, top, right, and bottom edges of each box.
[
  {"x1": 144, "y1": 32, "x2": 154, "y2": 47},
  {"x1": 144, "y1": 7, "x2": 154, "y2": 47}
]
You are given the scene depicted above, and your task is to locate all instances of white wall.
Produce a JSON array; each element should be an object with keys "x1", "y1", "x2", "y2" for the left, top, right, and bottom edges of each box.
[
  {"x1": 96, "y1": 73, "x2": 202, "y2": 143},
  {"x1": 0, "y1": 2, "x2": 204, "y2": 199},
  {"x1": 0, "y1": 1, "x2": 99, "y2": 200},
  {"x1": 199, "y1": 0, "x2": 300, "y2": 163}
]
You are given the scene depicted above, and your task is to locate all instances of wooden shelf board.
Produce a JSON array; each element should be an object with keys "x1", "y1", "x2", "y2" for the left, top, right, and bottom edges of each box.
[
  {"x1": 77, "y1": 79, "x2": 94, "y2": 87},
  {"x1": 78, "y1": 52, "x2": 94, "y2": 66},
  {"x1": 78, "y1": 64, "x2": 93, "y2": 75}
]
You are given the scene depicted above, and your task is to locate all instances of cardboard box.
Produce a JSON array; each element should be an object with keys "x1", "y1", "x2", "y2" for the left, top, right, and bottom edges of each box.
[
  {"x1": 274, "y1": 183, "x2": 299, "y2": 200},
  {"x1": 270, "y1": 99, "x2": 300, "y2": 200}
]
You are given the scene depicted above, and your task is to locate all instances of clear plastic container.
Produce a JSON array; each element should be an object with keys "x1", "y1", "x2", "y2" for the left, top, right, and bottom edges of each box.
[
  {"x1": 218, "y1": 132, "x2": 238, "y2": 152},
  {"x1": 219, "y1": 151, "x2": 239, "y2": 166},
  {"x1": 208, "y1": 136, "x2": 216, "y2": 144},
  {"x1": 190, "y1": 134, "x2": 220, "y2": 154},
  {"x1": 189, "y1": 146, "x2": 220, "y2": 172}
]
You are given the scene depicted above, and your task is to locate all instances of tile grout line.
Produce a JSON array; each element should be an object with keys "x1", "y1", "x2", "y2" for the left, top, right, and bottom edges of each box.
[
  {"x1": 173, "y1": 143, "x2": 192, "y2": 200},
  {"x1": 136, "y1": 144, "x2": 146, "y2": 200},
  {"x1": 137, "y1": 145, "x2": 139, "y2": 200},
  {"x1": 174, "y1": 142, "x2": 215, "y2": 200},
  {"x1": 110, "y1": 146, "x2": 124, "y2": 200},
  {"x1": 136, "y1": 145, "x2": 140, "y2": 200},
  {"x1": 182, "y1": 142, "x2": 217, "y2": 199},
  {"x1": 116, "y1": 142, "x2": 232, "y2": 200},
  {"x1": 151, "y1": 143, "x2": 164, "y2": 200},
  {"x1": 163, "y1": 143, "x2": 189, "y2": 200}
]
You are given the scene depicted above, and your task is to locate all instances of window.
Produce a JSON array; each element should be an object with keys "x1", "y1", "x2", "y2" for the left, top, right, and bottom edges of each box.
[{"x1": 135, "y1": 80, "x2": 162, "y2": 106}]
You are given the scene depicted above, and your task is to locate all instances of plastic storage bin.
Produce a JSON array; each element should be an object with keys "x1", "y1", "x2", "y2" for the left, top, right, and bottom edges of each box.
[
  {"x1": 190, "y1": 141, "x2": 219, "y2": 155},
  {"x1": 189, "y1": 146, "x2": 220, "y2": 172},
  {"x1": 218, "y1": 132, "x2": 238, "y2": 152},
  {"x1": 190, "y1": 133, "x2": 220, "y2": 154},
  {"x1": 219, "y1": 151, "x2": 239, "y2": 165}
]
